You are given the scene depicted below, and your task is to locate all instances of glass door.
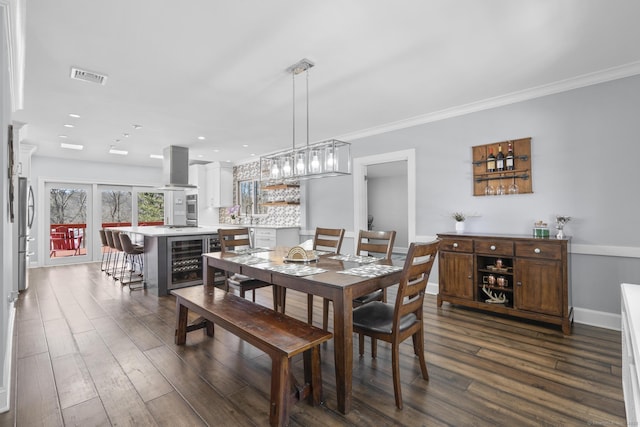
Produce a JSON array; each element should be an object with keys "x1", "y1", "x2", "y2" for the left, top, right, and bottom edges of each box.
[{"x1": 45, "y1": 182, "x2": 92, "y2": 265}]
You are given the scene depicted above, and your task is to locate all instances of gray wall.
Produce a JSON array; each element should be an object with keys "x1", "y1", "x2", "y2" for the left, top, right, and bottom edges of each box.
[
  {"x1": 304, "y1": 74, "x2": 640, "y2": 323},
  {"x1": 367, "y1": 163, "x2": 409, "y2": 250}
]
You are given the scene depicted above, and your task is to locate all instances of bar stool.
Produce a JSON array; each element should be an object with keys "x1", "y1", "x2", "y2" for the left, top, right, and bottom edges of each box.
[
  {"x1": 104, "y1": 230, "x2": 118, "y2": 277},
  {"x1": 110, "y1": 230, "x2": 125, "y2": 280},
  {"x1": 99, "y1": 229, "x2": 110, "y2": 272},
  {"x1": 118, "y1": 233, "x2": 145, "y2": 291}
]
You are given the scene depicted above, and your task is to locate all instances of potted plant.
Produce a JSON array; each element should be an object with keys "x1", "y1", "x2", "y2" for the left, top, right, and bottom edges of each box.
[
  {"x1": 452, "y1": 212, "x2": 466, "y2": 233},
  {"x1": 227, "y1": 205, "x2": 240, "y2": 224},
  {"x1": 555, "y1": 215, "x2": 571, "y2": 239}
]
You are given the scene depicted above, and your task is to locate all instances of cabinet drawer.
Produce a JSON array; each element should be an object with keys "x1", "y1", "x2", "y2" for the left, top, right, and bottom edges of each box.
[
  {"x1": 440, "y1": 238, "x2": 473, "y2": 252},
  {"x1": 475, "y1": 239, "x2": 514, "y2": 256},
  {"x1": 515, "y1": 241, "x2": 562, "y2": 260},
  {"x1": 254, "y1": 228, "x2": 276, "y2": 238}
]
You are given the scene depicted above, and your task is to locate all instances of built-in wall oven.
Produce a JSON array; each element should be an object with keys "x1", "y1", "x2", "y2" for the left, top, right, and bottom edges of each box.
[{"x1": 186, "y1": 194, "x2": 198, "y2": 227}]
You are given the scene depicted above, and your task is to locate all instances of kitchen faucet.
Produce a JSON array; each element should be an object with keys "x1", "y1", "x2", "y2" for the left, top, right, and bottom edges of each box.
[{"x1": 246, "y1": 203, "x2": 254, "y2": 225}]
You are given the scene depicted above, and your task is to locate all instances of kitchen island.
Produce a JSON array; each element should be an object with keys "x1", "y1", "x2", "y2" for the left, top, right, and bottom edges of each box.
[{"x1": 109, "y1": 225, "x2": 299, "y2": 296}]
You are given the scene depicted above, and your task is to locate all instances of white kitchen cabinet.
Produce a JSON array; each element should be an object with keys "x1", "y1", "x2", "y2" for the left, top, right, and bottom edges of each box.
[
  {"x1": 250, "y1": 227, "x2": 299, "y2": 249},
  {"x1": 189, "y1": 163, "x2": 233, "y2": 208},
  {"x1": 205, "y1": 162, "x2": 233, "y2": 208}
]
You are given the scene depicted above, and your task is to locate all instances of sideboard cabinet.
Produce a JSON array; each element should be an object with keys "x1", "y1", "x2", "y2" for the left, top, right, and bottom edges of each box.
[{"x1": 437, "y1": 232, "x2": 572, "y2": 334}]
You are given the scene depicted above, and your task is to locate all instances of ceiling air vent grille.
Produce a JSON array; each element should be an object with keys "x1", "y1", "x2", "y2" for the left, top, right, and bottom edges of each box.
[{"x1": 69, "y1": 67, "x2": 108, "y2": 85}]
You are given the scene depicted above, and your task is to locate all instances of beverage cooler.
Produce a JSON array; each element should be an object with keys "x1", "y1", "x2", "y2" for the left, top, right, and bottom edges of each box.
[{"x1": 166, "y1": 235, "x2": 221, "y2": 291}]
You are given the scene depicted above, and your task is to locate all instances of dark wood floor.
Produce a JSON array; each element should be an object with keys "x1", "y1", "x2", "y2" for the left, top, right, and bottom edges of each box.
[{"x1": 0, "y1": 262, "x2": 627, "y2": 426}]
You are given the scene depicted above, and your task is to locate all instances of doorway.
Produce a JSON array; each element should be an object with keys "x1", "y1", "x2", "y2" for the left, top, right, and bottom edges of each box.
[
  {"x1": 45, "y1": 182, "x2": 92, "y2": 265},
  {"x1": 353, "y1": 149, "x2": 416, "y2": 255}
]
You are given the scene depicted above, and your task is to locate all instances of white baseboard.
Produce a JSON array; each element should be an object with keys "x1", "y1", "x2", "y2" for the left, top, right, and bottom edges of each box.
[
  {"x1": 427, "y1": 282, "x2": 620, "y2": 331},
  {"x1": 0, "y1": 302, "x2": 16, "y2": 413},
  {"x1": 573, "y1": 307, "x2": 621, "y2": 331}
]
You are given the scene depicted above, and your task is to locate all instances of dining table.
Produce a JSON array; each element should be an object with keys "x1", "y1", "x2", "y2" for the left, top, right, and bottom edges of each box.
[{"x1": 202, "y1": 247, "x2": 404, "y2": 414}]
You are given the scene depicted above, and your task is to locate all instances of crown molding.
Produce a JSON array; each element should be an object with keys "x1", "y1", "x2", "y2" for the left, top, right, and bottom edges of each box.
[
  {"x1": 0, "y1": 0, "x2": 25, "y2": 111},
  {"x1": 338, "y1": 61, "x2": 640, "y2": 142}
]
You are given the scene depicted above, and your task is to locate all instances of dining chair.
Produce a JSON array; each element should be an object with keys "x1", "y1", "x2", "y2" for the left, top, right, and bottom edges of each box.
[
  {"x1": 352, "y1": 240, "x2": 440, "y2": 409},
  {"x1": 321, "y1": 229, "x2": 396, "y2": 331},
  {"x1": 307, "y1": 227, "x2": 345, "y2": 324},
  {"x1": 218, "y1": 228, "x2": 281, "y2": 311}
]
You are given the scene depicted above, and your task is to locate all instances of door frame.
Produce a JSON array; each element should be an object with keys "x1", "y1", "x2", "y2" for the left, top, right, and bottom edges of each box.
[{"x1": 353, "y1": 149, "x2": 416, "y2": 254}]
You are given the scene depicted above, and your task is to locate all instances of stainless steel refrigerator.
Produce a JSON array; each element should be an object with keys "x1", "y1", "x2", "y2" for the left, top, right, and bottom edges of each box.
[{"x1": 17, "y1": 177, "x2": 34, "y2": 291}]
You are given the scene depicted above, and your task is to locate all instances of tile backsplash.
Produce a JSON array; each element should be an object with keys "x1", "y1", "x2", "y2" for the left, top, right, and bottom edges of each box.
[{"x1": 218, "y1": 161, "x2": 301, "y2": 227}]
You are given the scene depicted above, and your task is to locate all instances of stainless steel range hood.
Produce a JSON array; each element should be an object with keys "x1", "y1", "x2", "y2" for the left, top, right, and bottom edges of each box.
[{"x1": 159, "y1": 145, "x2": 197, "y2": 190}]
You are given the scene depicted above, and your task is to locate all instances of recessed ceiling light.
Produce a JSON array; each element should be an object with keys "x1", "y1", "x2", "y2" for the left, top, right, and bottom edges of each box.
[
  {"x1": 63, "y1": 124, "x2": 74, "y2": 128},
  {"x1": 58, "y1": 135, "x2": 68, "y2": 138},
  {"x1": 197, "y1": 136, "x2": 205, "y2": 140},
  {"x1": 109, "y1": 147, "x2": 128, "y2": 155},
  {"x1": 60, "y1": 142, "x2": 83, "y2": 150},
  {"x1": 213, "y1": 149, "x2": 219, "y2": 153},
  {"x1": 123, "y1": 133, "x2": 130, "y2": 138},
  {"x1": 132, "y1": 124, "x2": 142, "y2": 130},
  {"x1": 242, "y1": 144, "x2": 249, "y2": 148},
  {"x1": 149, "y1": 154, "x2": 163, "y2": 159},
  {"x1": 68, "y1": 113, "x2": 80, "y2": 118},
  {"x1": 197, "y1": 154, "x2": 203, "y2": 158}
]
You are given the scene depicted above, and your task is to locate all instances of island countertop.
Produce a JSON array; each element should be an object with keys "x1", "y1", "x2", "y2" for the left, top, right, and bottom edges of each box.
[{"x1": 108, "y1": 224, "x2": 300, "y2": 237}]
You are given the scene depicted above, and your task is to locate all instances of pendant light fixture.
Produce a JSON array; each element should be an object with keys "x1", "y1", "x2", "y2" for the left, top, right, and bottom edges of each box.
[{"x1": 260, "y1": 59, "x2": 351, "y2": 183}]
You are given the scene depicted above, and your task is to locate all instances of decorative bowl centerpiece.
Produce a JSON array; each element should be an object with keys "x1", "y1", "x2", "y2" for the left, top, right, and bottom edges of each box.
[{"x1": 284, "y1": 246, "x2": 318, "y2": 262}]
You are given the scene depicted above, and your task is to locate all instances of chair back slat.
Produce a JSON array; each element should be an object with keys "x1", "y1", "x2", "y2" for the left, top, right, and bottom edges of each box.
[
  {"x1": 219, "y1": 228, "x2": 252, "y2": 253},
  {"x1": 356, "y1": 230, "x2": 396, "y2": 260},
  {"x1": 393, "y1": 240, "x2": 440, "y2": 327},
  {"x1": 313, "y1": 227, "x2": 345, "y2": 253}
]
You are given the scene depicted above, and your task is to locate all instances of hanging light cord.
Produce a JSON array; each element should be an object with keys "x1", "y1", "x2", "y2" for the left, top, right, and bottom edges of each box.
[
  {"x1": 292, "y1": 70, "x2": 296, "y2": 151},
  {"x1": 306, "y1": 68, "x2": 310, "y2": 148}
]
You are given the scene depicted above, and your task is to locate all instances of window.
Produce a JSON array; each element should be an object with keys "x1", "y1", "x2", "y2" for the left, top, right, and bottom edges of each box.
[{"x1": 238, "y1": 180, "x2": 267, "y2": 216}]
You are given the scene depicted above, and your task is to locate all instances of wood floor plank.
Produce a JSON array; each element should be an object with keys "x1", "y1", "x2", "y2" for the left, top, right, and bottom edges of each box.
[
  {"x1": 16, "y1": 352, "x2": 64, "y2": 426},
  {"x1": 44, "y1": 317, "x2": 78, "y2": 359},
  {"x1": 90, "y1": 315, "x2": 174, "y2": 402},
  {"x1": 145, "y1": 391, "x2": 207, "y2": 427},
  {"x1": 144, "y1": 345, "x2": 254, "y2": 425},
  {"x1": 8, "y1": 262, "x2": 627, "y2": 426},
  {"x1": 61, "y1": 397, "x2": 110, "y2": 427},
  {"x1": 73, "y1": 329, "x2": 157, "y2": 425},
  {"x1": 51, "y1": 353, "x2": 98, "y2": 409}
]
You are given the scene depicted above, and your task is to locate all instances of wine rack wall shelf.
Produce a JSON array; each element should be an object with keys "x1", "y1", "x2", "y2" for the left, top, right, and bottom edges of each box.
[{"x1": 472, "y1": 137, "x2": 533, "y2": 196}]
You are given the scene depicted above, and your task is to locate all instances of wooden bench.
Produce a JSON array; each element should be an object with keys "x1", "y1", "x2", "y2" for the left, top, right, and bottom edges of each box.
[{"x1": 172, "y1": 287, "x2": 333, "y2": 427}]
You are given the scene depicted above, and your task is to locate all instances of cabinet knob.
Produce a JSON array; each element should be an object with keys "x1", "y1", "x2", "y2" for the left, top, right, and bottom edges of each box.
[
  {"x1": 453, "y1": 243, "x2": 458, "y2": 248},
  {"x1": 516, "y1": 281, "x2": 522, "y2": 286},
  {"x1": 534, "y1": 248, "x2": 541, "y2": 254},
  {"x1": 490, "y1": 245, "x2": 496, "y2": 251}
]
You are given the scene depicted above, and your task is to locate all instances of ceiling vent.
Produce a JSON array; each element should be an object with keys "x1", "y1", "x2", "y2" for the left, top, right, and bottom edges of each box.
[{"x1": 69, "y1": 67, "x2": 108, "y2": 85}]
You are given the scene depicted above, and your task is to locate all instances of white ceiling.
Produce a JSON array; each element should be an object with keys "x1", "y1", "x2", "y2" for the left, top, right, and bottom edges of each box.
[{"x1": 12, "y1": 0, "x2": 640, "y2": 168}]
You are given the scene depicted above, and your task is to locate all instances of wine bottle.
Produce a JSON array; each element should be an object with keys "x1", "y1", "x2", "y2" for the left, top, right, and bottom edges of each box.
[
  {"x1": 506, "y1": 142, "x2": 514, "y2": 170},
  {"x1": 487, "y1": 148, "x2": 496, "y2": 172},
  {"x1": 496, "y1": 144, "x2": 504, "y2": 171}
]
